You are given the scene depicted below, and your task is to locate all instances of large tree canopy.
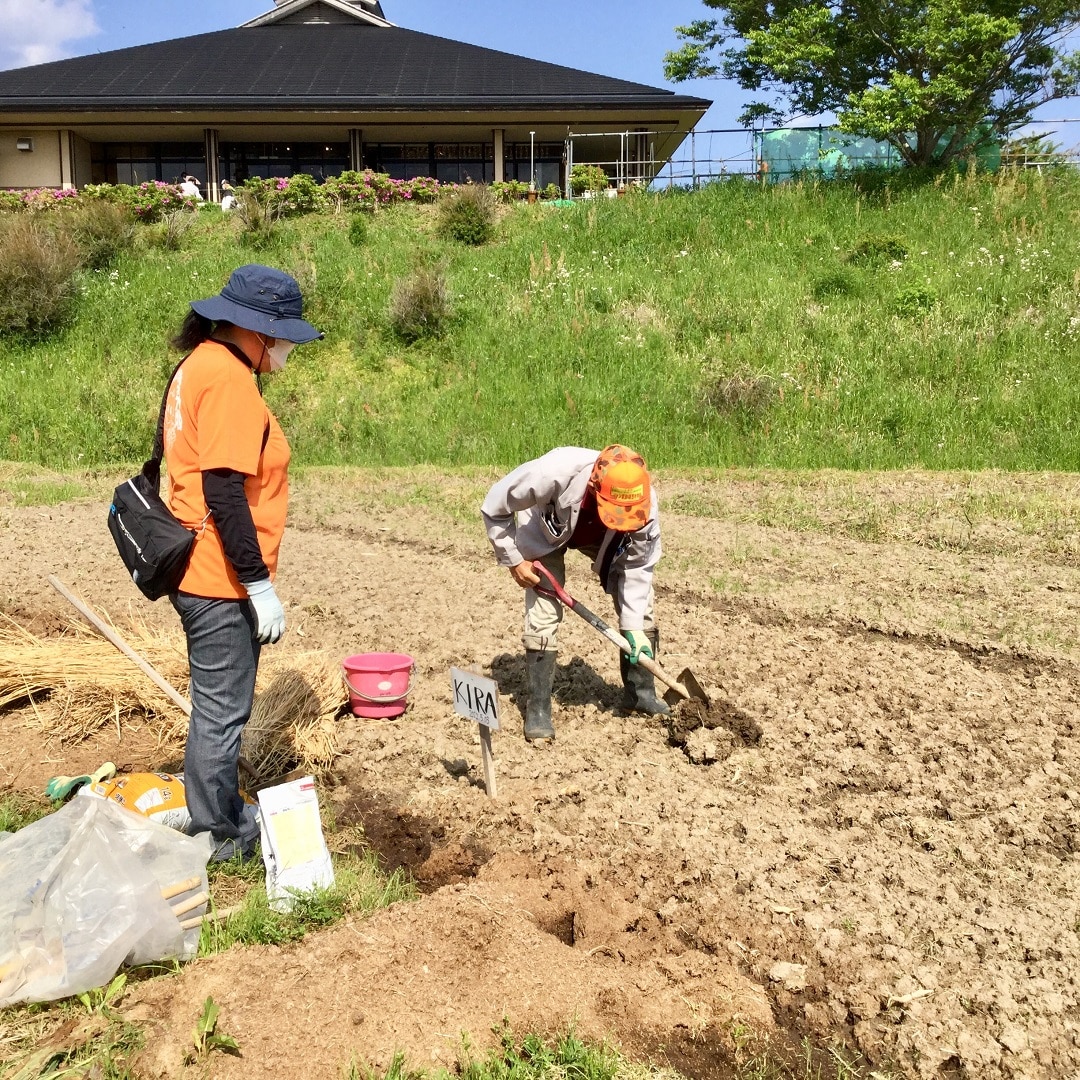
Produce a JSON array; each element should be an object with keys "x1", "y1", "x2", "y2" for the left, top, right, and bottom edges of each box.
[{"x1": 664, "y1": 0, "x2": 1080, "y2": 168}]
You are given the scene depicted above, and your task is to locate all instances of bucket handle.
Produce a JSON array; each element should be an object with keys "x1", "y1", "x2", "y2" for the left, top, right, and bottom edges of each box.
[{"x1": 342, "y1": 669, "x2": 414, "y2": 704}]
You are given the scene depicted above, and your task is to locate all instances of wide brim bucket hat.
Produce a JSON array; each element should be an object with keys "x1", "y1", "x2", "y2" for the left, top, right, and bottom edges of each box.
[{"x1": 191, "y1": 264, "x2": 323, "y2": 343}]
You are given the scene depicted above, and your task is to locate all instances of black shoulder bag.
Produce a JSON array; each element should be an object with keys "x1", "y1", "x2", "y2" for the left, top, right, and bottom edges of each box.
[{"x1": 107, "y1": 357, "x2": 197, "y2": 600}]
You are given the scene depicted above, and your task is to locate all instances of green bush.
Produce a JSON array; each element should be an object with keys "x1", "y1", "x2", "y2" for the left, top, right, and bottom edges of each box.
[
  {"x1": 810, "y1": 269, "x2": 859, "y2": 300},
  {"x1": 388, "y1": 266, "x2": 450, "y2": 341},
  {"x1": 436, "y1": 184, "x2": 496, "y2": 245},
  {"x1": 144, "y1": 208, "x2": 196, "y2": 251},
  {"x1": 846, "y1": 231, "x2": 909, "y2": 266},
  {"x1": 61, "y1": 200, "x2": 136, "y2": 269},
  {"x1": 276, "y1": 173, "x2": 325, "y2": 216},
  {"x1": 491, "y1": 179, "x2": 529, "y2": 204},
  {"x1": 894, "y1": 283, "x2": 937, "y2": 317},
  {"x1": 0, "y1": 217, "x2": 81, "y2": 337},
  {"x1": 569, "y1": 163, "x2": 610, "y2": 195},
  {"x1": 237, "y1": 175, "x2": 325, "y2": 217},
  {"x1": 347, "y1": 213, "x2": 369, "y2": 246},
  {"x1": 82, "y1": 181, "x2": 189, "y2": 224}
]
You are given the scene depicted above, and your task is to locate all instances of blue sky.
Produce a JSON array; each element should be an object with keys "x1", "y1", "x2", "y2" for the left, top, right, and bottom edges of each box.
[
  {"x1": 1, "y1": 0, "x2": 1078, "y2": 171},
  {"x1": 0, "y1": 1, "x2": 738, "y2": 115},
  {"x1": 0, "y1": 0, "x2": 757, "y2": 172}
]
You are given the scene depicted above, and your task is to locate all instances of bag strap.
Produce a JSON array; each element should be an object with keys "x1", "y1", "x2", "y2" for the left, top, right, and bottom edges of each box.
[
  {"x1": 141, "y1": 343, "x2": 272, "y2": 493},
  {"x1": 141, "y1": 353, "x2": 191, "y2": 493}
]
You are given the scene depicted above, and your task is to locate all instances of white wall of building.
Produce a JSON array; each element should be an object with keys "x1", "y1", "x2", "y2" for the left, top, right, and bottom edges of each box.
[{"x1": 0, "y1": 129, "x2": 63, "y2": 189}]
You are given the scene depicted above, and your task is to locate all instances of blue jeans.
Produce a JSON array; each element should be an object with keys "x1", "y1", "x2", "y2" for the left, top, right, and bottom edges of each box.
[{"x1": 171, "y1": 592, "x2": 261, "y2": 861}]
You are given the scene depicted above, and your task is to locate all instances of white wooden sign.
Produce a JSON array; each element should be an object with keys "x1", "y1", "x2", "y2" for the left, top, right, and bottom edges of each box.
[
  {"x1": 451, "y1": 667, "x2": 500, "y2": 730},
  {"x1": 451, "y1": 666, "x2": 499, "y2": 799}
]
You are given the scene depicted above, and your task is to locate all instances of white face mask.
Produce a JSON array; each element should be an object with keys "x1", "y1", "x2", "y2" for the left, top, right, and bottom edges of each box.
[{"x1": 261, "y1": 336, "x2": 295, "y2": 372}]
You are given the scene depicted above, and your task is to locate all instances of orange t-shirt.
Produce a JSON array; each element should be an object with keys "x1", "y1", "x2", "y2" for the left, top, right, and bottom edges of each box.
[{"x1": 163, "y1": 340, "x2": 290, "y2": 599}]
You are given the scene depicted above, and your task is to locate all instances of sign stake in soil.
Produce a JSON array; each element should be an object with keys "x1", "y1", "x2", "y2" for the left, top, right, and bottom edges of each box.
[{"x1": 451, "y1": 665, "x2": 500, "y2": 798}]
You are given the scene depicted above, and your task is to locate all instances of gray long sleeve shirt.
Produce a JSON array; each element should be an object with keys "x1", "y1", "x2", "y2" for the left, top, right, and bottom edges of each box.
[{"x1": 480, "y1": 446, "x2": 661, "y2": 629}]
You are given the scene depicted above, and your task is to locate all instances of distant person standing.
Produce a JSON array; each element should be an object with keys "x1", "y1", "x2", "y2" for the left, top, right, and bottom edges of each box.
[
  {"x1": 220, "y1": 181, "x2": 237, "y2": 212},
  {"x1": 482, "y1": 444, "x2": 669, "y2": 743},
  {"x1": 180, "y1": 174, "x2": 203, "y2": 200}
]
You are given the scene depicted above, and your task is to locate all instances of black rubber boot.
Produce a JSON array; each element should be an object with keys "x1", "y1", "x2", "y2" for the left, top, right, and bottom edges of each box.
[
  {"x1": 524, "y1": 649, "x2": 556, "y2": 741},
  {"x1": 621, "y1": 629, "x2": 670, "y2": 716}
]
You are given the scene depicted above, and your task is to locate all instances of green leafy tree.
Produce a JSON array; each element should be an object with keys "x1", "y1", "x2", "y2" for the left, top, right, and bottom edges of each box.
[{"x1": 664, "y1": 0, "x2": 1080, "y2": 168}]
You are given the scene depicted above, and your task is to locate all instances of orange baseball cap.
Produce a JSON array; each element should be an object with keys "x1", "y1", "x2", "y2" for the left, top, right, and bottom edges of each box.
[{"x1": 589, "y1": 445, "x2": 651, "y2": 531}]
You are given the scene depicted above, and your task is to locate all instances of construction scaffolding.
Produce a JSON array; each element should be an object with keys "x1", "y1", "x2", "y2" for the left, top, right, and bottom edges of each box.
[
  {"x1": 650, "y1": 121, "x2": 1080, "y2": 190},
  {"x1": 563, "y1": 126, "x2": 761, "y2": 197}
]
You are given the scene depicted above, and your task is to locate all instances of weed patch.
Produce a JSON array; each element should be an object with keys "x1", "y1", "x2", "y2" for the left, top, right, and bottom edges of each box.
[
  {"x1": 0, "y1": 217, "x2": 81, "y2": 338},
  {"x1": 0, "y1": 791, "x2": 51, "y2": 832},
  {"x1": 388, "y1": 266, "x2": 451, "y2": 341},
  {"x1": 436, "y1": 184, "x2": 496, "y2": 245},
  {"x1": 845, "y1": 232, "x2": 909, "y2": 266},
  {"x1": 200, "y1": 848, "x2": 417, "y2": 955}
]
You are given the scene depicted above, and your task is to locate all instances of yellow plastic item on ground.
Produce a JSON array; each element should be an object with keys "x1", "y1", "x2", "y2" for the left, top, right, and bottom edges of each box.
[{"x1": 80, "y1": 772, "x2": 192, "y2": 833}]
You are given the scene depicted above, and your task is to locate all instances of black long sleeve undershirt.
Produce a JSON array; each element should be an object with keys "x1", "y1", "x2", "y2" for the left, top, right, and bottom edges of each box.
[{"x1": 202, "y1": 468, "x2": 267, "y2": 584}]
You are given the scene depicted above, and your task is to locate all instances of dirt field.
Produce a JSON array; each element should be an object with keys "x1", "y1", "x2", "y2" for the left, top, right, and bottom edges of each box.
[{"x1": 1, "y1": 466, "x2": 1079, "y2": 1079}]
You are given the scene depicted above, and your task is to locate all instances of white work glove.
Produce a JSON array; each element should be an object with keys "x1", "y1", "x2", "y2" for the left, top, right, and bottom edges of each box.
[
  {"x1": 243, "y1": 578, "x2": 285, "y2": 644},
  {"x1": 623, "y1": 629, "x2": 653, "y2": 665}
]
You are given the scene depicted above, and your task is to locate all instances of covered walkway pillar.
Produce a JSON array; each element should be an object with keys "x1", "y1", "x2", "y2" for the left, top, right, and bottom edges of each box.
[
  {"x1": 350, "y1": 128, "x2": 364, "y2": 172},
  {"x1": 58, "y1": 131, "x2": 76, "y2": 190},
  {"x1": 203, "y1": 128, "x2": 220, "y2": 202},
  {"x1": 493, "y1": 128, "x2": 505, "y2": 183}
]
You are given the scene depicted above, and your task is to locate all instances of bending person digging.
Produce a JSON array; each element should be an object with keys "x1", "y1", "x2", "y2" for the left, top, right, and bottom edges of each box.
[{"x1": 482, "y1": 444, "x2": 669, "y2": 743}]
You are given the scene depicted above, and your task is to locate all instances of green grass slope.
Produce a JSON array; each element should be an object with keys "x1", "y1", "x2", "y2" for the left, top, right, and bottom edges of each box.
[{"x1": 2, "y1": 169, "x2": 1079, "y2": 471}]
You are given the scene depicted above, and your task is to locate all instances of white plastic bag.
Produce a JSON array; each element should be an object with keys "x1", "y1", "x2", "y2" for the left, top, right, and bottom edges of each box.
[{"x1": 0, "y1": 796, "x2": 211, "y2": 1006}]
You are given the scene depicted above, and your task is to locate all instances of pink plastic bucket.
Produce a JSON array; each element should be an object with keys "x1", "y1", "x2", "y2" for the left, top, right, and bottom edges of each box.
[{"x1": 342, "y1": 652, "x2": 415, "y2": 718}]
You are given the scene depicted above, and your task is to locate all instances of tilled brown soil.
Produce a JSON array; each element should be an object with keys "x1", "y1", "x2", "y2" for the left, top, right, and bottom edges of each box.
[{"x1": 1, "y1": 466, "x2": 1078, "y2": 1079}]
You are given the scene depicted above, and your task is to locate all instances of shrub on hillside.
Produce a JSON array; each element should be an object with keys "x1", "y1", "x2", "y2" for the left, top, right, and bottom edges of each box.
[
  {"x1": 242, "y1": 174, "x2": 327, "y2": 217},
  {"x1": 142, "y1": 209, "x2": 196, "y2": 251},
  {"x1": 232, "y1": 186, "x2": 283, "y2": 246},
  {"x1": 570, "y1": 164, "x2": 610, "y2": 196},
  {"x1": 491, "y1": 179, "x2": 529, "y2": 203},
  {"x1": 322, "y1": 170, "x2": 443, "y2": 212},
  {"x1": 894, "y1": 283, "x2": 937, "y2": 317},
  {"x1": 846, "y1": 232, "x2": 909, "y2": 266},
  {"x1": 61, "y1": 201, "x2": 136, "y2": 269},
  {"x1": 0, "y1": 217, "x2": 81, "y2": 337},
  {"x1": 388, "y1": 266, "x2": 450, "y2": 341},
  {"x1": 701, "y1": 367, "x2": 776, "y2": 418},
  {"x1": 347, "y1": 213, "x2": 368, "y2": 247},
  {"x1": 436, "y1": 184, "x2": 496, "y2": 245},
  {"x1": 83, "y1": 181, "x2": 189, "y2": 223},
  {"x1": 810, "y1": 269, "x2": 859, "y2": 300}
]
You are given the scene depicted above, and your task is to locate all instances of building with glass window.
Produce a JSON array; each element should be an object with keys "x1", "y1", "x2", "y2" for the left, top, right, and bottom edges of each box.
[{"x1": 0, "y1": 0, "x2": 710, "y2": 200}]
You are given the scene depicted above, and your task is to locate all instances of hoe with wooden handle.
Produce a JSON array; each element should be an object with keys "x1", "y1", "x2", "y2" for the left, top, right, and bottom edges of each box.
[{"x1": 531, "y1": 562, "x2": 709, "y2": 705}]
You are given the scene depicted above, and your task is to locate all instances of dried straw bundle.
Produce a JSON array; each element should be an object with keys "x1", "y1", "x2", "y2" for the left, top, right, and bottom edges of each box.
[
  {"x1": 0, "y1": 613, "x2": 188, "y2": 741},
  {"x1": 241, "y1": 652, "x2": 347, "y2": 782}
]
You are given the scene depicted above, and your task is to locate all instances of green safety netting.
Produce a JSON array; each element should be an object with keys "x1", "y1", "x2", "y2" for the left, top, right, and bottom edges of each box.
[{"x1": 756, "y1": 126, "x2": 1001, "y2": 179}]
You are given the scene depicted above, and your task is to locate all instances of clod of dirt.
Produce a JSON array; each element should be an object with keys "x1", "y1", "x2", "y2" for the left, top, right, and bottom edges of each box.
[{"x1": 666, "y1": 698, "x2": 762, "y2": 765}]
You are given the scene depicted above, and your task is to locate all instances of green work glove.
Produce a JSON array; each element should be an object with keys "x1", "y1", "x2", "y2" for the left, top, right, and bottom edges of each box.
[{"x1": 623, "y1": 630, "x2": 653, "y2": 665}]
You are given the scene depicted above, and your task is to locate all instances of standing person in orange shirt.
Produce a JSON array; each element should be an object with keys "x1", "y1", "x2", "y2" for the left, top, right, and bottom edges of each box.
[{"x1": 164, "y1": 264, "x2": 321, "y2": 862}]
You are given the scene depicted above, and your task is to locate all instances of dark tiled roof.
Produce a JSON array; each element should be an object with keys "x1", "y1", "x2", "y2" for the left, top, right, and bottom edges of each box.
[{"x1": 0, "y1": 25, "x2": 711, "y2": 111}]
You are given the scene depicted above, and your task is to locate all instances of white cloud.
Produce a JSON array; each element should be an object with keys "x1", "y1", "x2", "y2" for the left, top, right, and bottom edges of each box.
[{"x1": 0, "y1": 0, "x2": 99, "y2": 71}]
